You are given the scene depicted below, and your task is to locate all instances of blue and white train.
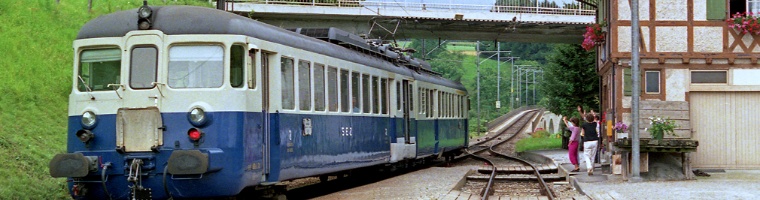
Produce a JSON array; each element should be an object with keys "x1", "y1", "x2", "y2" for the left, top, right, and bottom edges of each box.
[{"x1": 49, "y1": 4, "x2": 468, "y2": 199}]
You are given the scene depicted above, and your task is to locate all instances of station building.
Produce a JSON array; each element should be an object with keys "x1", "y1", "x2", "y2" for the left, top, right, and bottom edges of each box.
[{"x1": 595, "y1": 0, "x2": 760, "y2": 169}]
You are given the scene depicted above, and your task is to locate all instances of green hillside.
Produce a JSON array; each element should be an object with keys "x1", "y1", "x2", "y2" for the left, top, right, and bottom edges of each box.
[{"x1": 0, "y1": 0, "x2": 210, "y2": 198}]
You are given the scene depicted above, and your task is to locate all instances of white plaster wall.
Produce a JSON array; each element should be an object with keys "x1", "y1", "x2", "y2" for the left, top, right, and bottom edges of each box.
[
  {"x1": 733, "y1": 69, "x2": 760, "y2": 85},
  {"x1": 656, "y1": 27, "x2": 688, "y2": 52},
  {"x1": 693, "y1": 0, "x2": 707, "y2": 21},
  {"x1": 618, "y1": 0, "x2": 650, "y2": 21},
  {"x1": 656, "y1": 0, "x2": 688, "y2": 21},
  {"x1": 618, "y1": 26, "x2": 650, "y2": 53},
  {"x1": 623, "y1": 96, "x2": 631, "y2": 108},
  {"x1": 694, "y1": 27, "x2": 724, "y2": 52},
  {"x1": 666, "y1": 69, "x2": 688, "y2": 101}
]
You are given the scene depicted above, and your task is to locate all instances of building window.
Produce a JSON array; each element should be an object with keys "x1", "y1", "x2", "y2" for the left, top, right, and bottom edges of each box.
[
  {"x1": 645, "y1": 71, "x2": 660, "y2": 94},
  {"x1": 691, "y1": 71, "x2": 728, "y2": 84}
]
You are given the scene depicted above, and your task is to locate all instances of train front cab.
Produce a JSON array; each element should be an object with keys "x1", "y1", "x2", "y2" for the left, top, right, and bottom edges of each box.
[{"x1": 49, "y1": 30, "x2": 266, "y2": 199}]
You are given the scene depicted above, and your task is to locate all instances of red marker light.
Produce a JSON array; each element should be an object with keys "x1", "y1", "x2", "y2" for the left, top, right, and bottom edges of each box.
[{"x1": 188, "y1": 128, "x2": 202, "y2": 141}]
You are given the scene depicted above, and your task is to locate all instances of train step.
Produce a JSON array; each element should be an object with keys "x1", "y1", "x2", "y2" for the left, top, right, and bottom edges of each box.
[
  {"x1": 466, "y1": 174, "x2": 564, "y2": 182},
  {"x1": 477, "y1": 164, "x2": 558, "y2": 174}
]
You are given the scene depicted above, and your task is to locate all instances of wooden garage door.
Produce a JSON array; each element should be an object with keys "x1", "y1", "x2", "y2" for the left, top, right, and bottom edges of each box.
[{"x1": 691, "y1": 92, "x2": 760, "y2": 169}]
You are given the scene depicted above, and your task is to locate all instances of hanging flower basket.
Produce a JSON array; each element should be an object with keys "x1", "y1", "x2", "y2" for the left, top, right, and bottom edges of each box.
[
  {"x1": 726, "y1": 12, "x2": 760, "y2": 35},
  {"x1": 582, "y1": 21, "x2": 607, "y2": 51}
]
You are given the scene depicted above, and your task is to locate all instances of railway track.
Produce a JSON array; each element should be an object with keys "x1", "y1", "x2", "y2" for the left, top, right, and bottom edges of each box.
[{"x1": 459, "y1": 109, "x2": 557, "y2": 200}]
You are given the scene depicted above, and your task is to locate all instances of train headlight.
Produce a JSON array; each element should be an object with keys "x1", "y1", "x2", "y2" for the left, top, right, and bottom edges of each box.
[
  {"x1": 137, "y1": 1, "x2": 152, "y2": 30},
  {"x1": 138, "y1": 4, "x2": 152, "y2": 19},
  {"x1": 81, "y1": 111, "x2": 97, "y2": 129},
  {"x1": 188, "y1": 108, "x2": 207, "y2": 127}
]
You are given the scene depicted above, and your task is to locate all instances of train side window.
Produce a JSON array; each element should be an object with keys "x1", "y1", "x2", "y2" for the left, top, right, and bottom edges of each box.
[
  {"x1": 362, "y1": 74, "x2": 370, "y2": 113},
  {"x1": 248, "y1": 49, "x2": 257, "y2": 89},
  {"x1": 78, "y1": 48, "x2": 121, "y2": 92},
  {"x1": 372, "y1": 76, "x2": 379, "y2": 114},
  {"x1": 327, "y1": 67, "x2": 338, "y2": 112},
  {"x1": 438, "y1": 91, "x2": 442, "y2": 118},
  {"x1": 230, "y1": 45, "x2": 245, "y2": 88},
  {"x1": 396, "y1": 81, "x2": 401, "y2": 111},
  {"x1": 447, "y1": 93, "x2": 451, "y2": 118},
  {"x1": 340, "y1": 69, "x2": 350, "y2": 112},
  {"x1": 281, "y1": 57, "x2": 295, "y2": 110},
  {"x1": 454, "y1": 95, "x2": 459, "y2": 118},
  {"x1": 298, "y1": 60, "x2": 311, "y2": 111},
  {"x1": 168, "y1": 45, "x2": 224, "y2": 88},
  {"x1": 419, "y1": 88, "x2": 424, "y2": 115},
  {"x1": 428, "y1": 90, "x2": 433, "y2": 118},
  {"x1": 351, "y1": 72, "x2": 360, "y2": 113},
  {"x1": 130, "y1": 46, "x2": 157, "y2": 89},
  {"x1": 381, "y1": 78, "x2": 388, "y2": 114},
  {"x1": 314, "y1": 63, "x2": 325, "y2": 111},
  {"x1": 408, "y1": 83, "x2": 413, "y2": 112}
]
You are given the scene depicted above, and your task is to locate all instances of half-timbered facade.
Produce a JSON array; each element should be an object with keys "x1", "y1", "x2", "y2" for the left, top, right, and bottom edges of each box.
[{"x1": 598, "y1": 0, "x2": 760, "y2": 169}]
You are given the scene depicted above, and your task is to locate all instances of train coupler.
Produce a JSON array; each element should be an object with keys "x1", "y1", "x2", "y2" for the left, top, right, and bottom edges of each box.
[{"x1": 127, "y1": 159, "x2": 152, "y2": 200}]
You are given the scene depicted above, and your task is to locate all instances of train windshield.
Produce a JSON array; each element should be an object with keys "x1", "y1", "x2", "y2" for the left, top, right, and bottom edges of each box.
[
  {"x1": 78, "y1": 48, "x2": 121, "y2": 92},
  {"x1": 168, "y1": 45, "x2": 224, "y2": 88}
]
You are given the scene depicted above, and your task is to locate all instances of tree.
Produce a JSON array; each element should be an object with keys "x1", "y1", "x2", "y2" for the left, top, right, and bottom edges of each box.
[
  {"x1": 406, "y1": 39, "x2": 447, "y2": 59},
  {"x1": 476, "y1": 42, "x2": 555, "y2": 64},
  {"x1": 539, "y1": 44, "x2": 598, "y2": 118},
  {"x1": 428, "y1": 51, "x2": 465, "y2": 82}
]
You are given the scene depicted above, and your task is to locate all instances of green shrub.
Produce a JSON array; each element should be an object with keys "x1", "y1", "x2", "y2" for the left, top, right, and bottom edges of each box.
[
  {"x1": 515, "y1": 137, "x2": 562, "y2": 152},
  {"x1": 531, "y1": 130, "x2": 551, "y2": 138}
]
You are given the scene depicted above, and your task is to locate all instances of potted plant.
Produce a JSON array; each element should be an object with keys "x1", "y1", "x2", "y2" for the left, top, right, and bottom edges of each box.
[
  {"x1": 726, "y1": 12, "x2": 760, "y2": 35},
  {"x1": 645, "y1": 116, "x2": 677, "y2": 142},
  {"x1": 614, "y1": 121, "x2": 628, "y2": 139},
  {"x1": 582, "y1": 20, "x2": 607, "y2": 51}
]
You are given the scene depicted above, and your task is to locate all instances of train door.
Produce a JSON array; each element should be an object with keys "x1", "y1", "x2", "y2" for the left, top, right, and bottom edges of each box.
[
  {"x1": 261, "y1": 51, "x2": 272, "y2": 179},
  {"x1": 402, "y1": 80, "x2": 412, "y2": 144},
  {"x1": 118, "y1": 34, "x2": 164, "y2": 152}
]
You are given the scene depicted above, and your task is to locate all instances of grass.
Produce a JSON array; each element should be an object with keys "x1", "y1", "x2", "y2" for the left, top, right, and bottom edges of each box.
[
  {"x1": 514, "y1": 137, "x2": 562, "y2": 152},
  {"x1": 0, "y1": 0, "x2": 211, "y2": 198}
]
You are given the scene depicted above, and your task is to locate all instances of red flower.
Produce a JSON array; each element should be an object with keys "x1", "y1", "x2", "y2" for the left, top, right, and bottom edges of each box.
[
  {"x1": 728, "y1": 12, "x2": 760, "y2": 35},
  {"x1": 582, "y1": 22, "x2": 606, "y2": 51}
]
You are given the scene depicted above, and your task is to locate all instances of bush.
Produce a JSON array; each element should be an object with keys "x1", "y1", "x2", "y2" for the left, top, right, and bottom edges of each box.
[
  {"x1": 515, "y1": 137, "x2": 562, "y2": 152},
  {"x1": 531, "y1": 130, "x2": 551, "y2": 138}
]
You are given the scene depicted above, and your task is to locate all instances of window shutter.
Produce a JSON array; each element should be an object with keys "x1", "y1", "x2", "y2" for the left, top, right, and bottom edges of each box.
[
  {"x1": 623, "y1": 68, "x2": 632, "y2": 96},
  {"x1": 706, "y1": 0, "x2": 726, "y2": 20}
]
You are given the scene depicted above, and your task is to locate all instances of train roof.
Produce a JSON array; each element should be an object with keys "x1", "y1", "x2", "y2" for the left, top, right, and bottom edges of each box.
[{"x1": 77, "y1": 5, "x2": 466, "y2": 91}]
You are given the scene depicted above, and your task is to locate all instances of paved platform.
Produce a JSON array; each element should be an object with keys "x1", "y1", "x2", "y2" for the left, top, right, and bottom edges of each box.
[{"x1": 530, "y1": 149, "x2": 760, "y2": 200}]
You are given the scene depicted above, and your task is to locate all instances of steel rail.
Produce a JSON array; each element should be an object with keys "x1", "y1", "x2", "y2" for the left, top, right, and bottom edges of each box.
[
  {"x1": 487, "y1": 149, "x2": 555, "y2": 200},
  {"x1": 460, "y1": 109, "x2": 541, "y2": 200}
]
